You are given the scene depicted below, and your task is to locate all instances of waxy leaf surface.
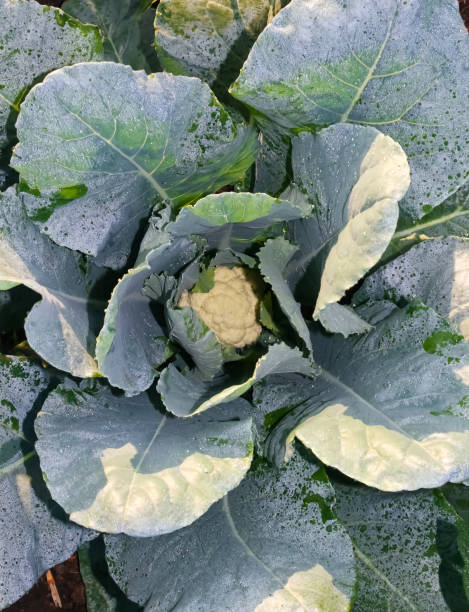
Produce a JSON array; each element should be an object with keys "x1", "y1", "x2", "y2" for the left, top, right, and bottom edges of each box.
[
  {"x1": 158, "y1": 342, "x2": 313, "y2": 417},
  {"x1": 155, "y1": 0, "x2": 278, "y2": 99},
  {"x1": 261, "y1": 303, "x2": 469, "y2": 491},
  {"x1": 35, "y1": 382, "x2": 254, "y2": 537},
  {"x1": 285, "y1": 124, "x2": 409, "y2": 334},
  {"x1": 0, "y1": 0, "x2": 103, "y2": 188},
  {"x1": 0, "y1": 356, "x2": 93, "y2": 608},
  {"x1": 167, "y1": 191, "x2": 304, "y2": 251},
  {"x1": 63, "y1": 0, "x2": 159, "y2": 71},
  {"x1": 356, "y1": 237, "x2": 469, "y2": 341},
  {"x1": 231, "y1": 0, "x2": 469, "y2": 216},
  {"x1": 0, "y1": 188, "x2": 107, "y2": 377},
  {"x1": 334, "y1": 480, "x2": 469, "y2": 611},
  {"x1": 13, "y1": 63, "x2": 257, "y2": 268},
  {"x1": 104, "y1": 451, "x2": 355, "y2": 611},
  {"x1": 96, "y1": 238, "x2": 197, "y2": 395}
]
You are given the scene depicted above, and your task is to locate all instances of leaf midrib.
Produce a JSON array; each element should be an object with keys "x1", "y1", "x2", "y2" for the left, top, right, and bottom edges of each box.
[
  {"x1": 0, "y1": 450, "x2": 36, "y2": 479},
  {"x1": 82, "y1": 0, "x2": 125, "y2": 63},
  {"x1": 394, "y1": 204, "x2": 469, "y2": 240},
  {"x1": 353, "y1": 544, "x2": 422, "y2": 612},
  {"x1": 223, "y1": 496, "x2": 297, "y2": 597},
  {"x1": 64, "y1": 107, "x2": 170, "y2": 202},
  {"x1": 339, "y1": 6, "x2": 397, "y2": 123},
  {"x1": 122, "y1": 415, "x2": 167, "y2": 521}
]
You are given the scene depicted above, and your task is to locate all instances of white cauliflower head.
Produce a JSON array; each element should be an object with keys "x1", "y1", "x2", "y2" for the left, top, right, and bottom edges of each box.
[{"x1": 178, "y1": 266, "x2": 262, "y2": 348}]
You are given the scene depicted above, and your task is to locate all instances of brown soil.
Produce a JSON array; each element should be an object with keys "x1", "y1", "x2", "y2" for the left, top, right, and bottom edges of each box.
[
  {"x1": 461, "y1": 0, "x2": 469, "y2": 29},
  {"x1": 5, "y1": 555, "x2": 87, "y2": 612}
]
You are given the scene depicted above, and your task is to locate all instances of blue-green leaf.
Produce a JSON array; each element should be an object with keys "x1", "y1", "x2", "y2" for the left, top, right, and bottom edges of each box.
[
  {"x1": 0, "y1": 356, "x2": 93, "y2": 608},
  {"x1": 284, "y1": 124, "x2": 409, "y2": 333},
  {"x1": 231, "y1": 0, "x2": 469, "y2": 217},
  {"x1": 0, "y1": 0, "x2": 103, "y2": 188},
  {"x1": 63, "y1": 0, "x2": 159, "y2": 71},
  {"x1": 333, "y1": 479, "x2": 468, "y2": 612},
  {"x1": 158, "y1": 342, "x2": 314, "y2": 417},
  {"x1": 355, "y1": 236, "x2": 469, "y2": 341},
  {"x1": 258, "y1": 236, "x2": 313, "y2": 353},
  {"x1": 12, "y1": 64, "x2": 258, "y2": 268},
  {"x1": 104, "y1": 450, "x2": 356, "y2": 611},
  {"x1": 166, "y1": 192, "x2": 304, "y2": 251},
  {"x1": 96, "y1": 239, "x2": 197, "y2": 396},
  {"x1": 35, "y1": 381, "x2": 254, "y2": 537},
  {"x1": 166, "y1": 306, "x2": 223, "y2": 381},
  {"x1": 154, "y1": 0, "x2": 280, "y2": 100},
  {"x1": 0, "y1": 188, "x2": 108, "y2": 377},
  {"x1": 262, "y1": 302, "x2": 469, "y2": 491}
]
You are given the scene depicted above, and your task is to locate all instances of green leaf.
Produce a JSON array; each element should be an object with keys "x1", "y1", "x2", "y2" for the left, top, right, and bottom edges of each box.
[
  {"x1": 0, "y1": 280, "x2": 19, "y2": 290},
  {"x1": 12, "y1": 63, "x2": 258, "y2": 268},
  {"x1": 258, "y1": 236, "x2": 313, "y2": 352},
  {"x1": 253, "y1": 115, "x2": 292, "y2": 195},
  {"x1": 284, "y1": 124, "x2": 410, "y2": 332},
  {"x1": 63, "y1": 0, "x2": 159, "y2": 71},
  {"x1": 96, "y1": 238, "x2": 197, "y2": 396},
  {"x1": 332, "y1": 479, "x2": 468, "y2": 612},
  {"x1": 166, "y1": 191, "x2": 303, "y2": 251},
  {"x1": 0, "y1": 0, "x2": 103, "y2": 189},
  {"x1": 231, "y1": 0, "x2": 469, "y2": 217},
  {"x1": 355, "y1": 237, "x2": 469, "y2": 341},
  {"x1": 0, "y1": 188, "x2": 108, "y2": 378},
  {"x1": 78, "y1": 538, "x2": 141, "y2": 612},
  {"x1": 0, "y1": 355, "x2": 93, "y2": 608},
  {"x1": 157, "y1": 342, "x2": 314, "y2": 417},
  {"x1": 155, "y1": 0, "x2": 274, "y2": 100},
  {"x1": 167, "y1": 307, "x2": 224, "y2": 381},
  {"x1": 444, "y1": 484, "x2": 469, "y2": 524},
  {"x1": 104, "y1": 450, "x2": 356, "y2": 611},
  {"x1": 387, "y1": 181, "x2": 469, "y2": 259},
  {"x1": 317, "y1": 303, "x2": 373, "y2": 337},
  {"x1": 35, "y1": 381, "x2": 254, "y2": 537},
  {"x1": 263, "y1": 302, "x2": 469, "y2": 491}
]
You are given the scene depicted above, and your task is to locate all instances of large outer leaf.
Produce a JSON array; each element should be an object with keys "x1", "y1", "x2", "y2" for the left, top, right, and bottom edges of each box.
[
  {"x1": 35, "y1": 381, "x2": 254, "y2": 537},
  {"x1": 12, "y1": 63, "x2": 258, "y2": 268},
  {"x1": 155, "y1": 0, "x2": 279, "y2": 100},
  {"x1": 96, "y1": 238, "x2": 197, "y2": 396},
  {"x1": 104, "y1": 451, "x2": 355, "y2": 611},
  {"x1": 63, "y1": 0, "x2": 159, "y2": 71},
  {"x1": 0, "y1": 0, "x2": 102, "y2": 189},
  {"x1": 0, "y1": 356, "x2": 93, "y2": 608},
  {"x1": 355, "y1": 237, "x2": 469, "y2": 341},
  {"x1": 166, "y1": 191, "x2": 303, "y2": 250},
  {"x1": 262, "y1": 302, "x2": 469, "y2": 491},
  {"x1": 333, "y1": 480, "x2": 467, "y2": 612},
  {"x1": 285, "y1": 124, "x2": 409, "y2": 328},
  {"x1": 0, "y1": 188, "x2": 107, "y2": 377},
  {"x1": 158, "y1": 342, "x2": 313, "y2": 417},
  {"x1": 231, "y1": 0, "x2": 469, "y2": 216}
]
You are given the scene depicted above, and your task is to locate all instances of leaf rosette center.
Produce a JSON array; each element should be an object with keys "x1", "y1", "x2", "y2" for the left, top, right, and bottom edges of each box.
[{"x1": 179, "y1": 266, "x2": 262, "y2": 348}]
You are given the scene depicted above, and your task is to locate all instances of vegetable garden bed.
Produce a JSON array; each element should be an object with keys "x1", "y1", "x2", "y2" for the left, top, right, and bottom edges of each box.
[{"x1": 1, "y1": 1, "x2": 469, "y2": 611}]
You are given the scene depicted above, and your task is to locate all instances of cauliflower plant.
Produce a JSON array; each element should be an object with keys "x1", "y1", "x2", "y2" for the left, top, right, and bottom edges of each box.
[{"x1": 178, "y1": 266, "x2": 262, "y2": 348}]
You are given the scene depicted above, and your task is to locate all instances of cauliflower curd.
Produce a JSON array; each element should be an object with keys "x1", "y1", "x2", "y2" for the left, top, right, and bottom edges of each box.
[{"x1": 178, "y1": 266, "x2": 262, "y2": 348}]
